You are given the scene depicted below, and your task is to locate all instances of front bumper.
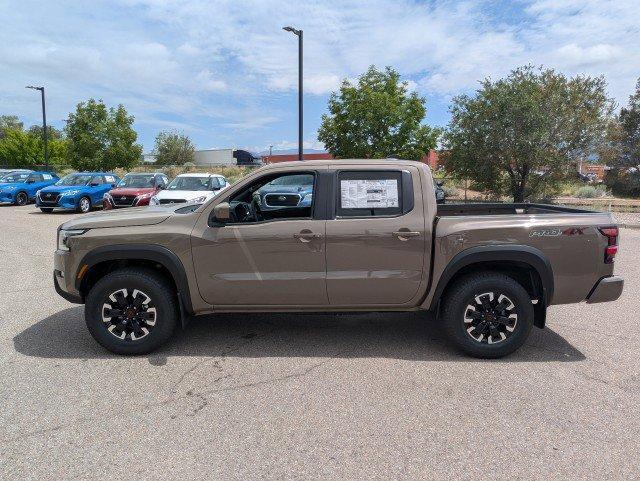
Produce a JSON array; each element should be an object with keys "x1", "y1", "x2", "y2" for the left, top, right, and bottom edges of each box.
[
  {"x1": 37, "y1": 195, "x2": 78, "y2": 210},
  {"x1": 586, "y1": 276, "x2": 624, "y2": 304},
  {"x1": 53, "y1": 250, "x2": 83, "y2": 303}
]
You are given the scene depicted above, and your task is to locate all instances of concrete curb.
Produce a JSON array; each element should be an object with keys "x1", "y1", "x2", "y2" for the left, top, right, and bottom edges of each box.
[{"x1": 619, "y1": 223, "x2": 640, "y2": 230}]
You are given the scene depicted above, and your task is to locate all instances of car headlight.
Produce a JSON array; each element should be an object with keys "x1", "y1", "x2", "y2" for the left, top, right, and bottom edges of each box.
[
  {"x1": 103, "y1": 193, "x2": 112, "y2": 201},
  {"x1": 303, "y1": 193, "x2": 313, "y2": 202},
  {"x1": 36, "y1": 190, "x2": 41, "y2": 197},
  {"x1": 60, "y1": 190, "x2": 80, "y2": 196},
  {"x1": 188, "y1": 195, "x2": 208, "y2": 204},
  {"x1": 57, "y1": 229, "x2": 86, "y2": 251},
  {"x1": 150, "y1": 196, "x2": 159, "y2": 205},
  {"x1": 135, "y1": 192, "x2": 153, "y2": 201}
]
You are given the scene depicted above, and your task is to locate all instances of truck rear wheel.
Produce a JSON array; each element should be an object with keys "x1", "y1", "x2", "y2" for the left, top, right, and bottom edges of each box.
[
  {"x1": 84, "y1": 268, "x2": 178, "y2": 355},
  {"x1": 441, "y1": 272, "x2": 533, "y2": 358}
]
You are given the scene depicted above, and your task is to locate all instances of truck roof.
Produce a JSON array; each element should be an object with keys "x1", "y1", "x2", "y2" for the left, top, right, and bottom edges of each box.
[{"x1": 260, "y1": 158, "x2": 430, "y2": 169}]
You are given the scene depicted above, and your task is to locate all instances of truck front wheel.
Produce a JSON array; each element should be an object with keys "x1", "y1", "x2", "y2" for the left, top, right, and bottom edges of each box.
[
  {"x1": 84, "y1": 268, "x2": 178, "y2": 355},
  {"x1": 441, "y1": 272, "x2": 534, "y2": 358}
]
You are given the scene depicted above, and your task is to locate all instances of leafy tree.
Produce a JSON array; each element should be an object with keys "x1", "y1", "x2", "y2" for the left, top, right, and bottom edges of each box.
[
  {"x1": 604, "y1": 79, "x2": 640, "y2": 196},
  {"x1": 65, "y1": 99, "x2": 142, "y2": 171},
  {"x1": 443, "y1": 66, "x2": 614, "y2": 201},
  {"x1": 153, "y1": 130, "x2": 195, "y2": 165},
  {"x1": 318, "y1": 66, "x2": 439, "y2": 160},
  {"x1": 0, "y1": 115, "x2": 23, "y2": 138},
  {"x1": 0, "y1": 129, "x2": 41, "y2": 167},
  {"x1": 27, "y1": 124, "x2": 63, "y2": 140}
]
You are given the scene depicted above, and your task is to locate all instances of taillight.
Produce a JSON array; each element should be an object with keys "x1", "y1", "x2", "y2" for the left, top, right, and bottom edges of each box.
[{"x1": 598, "y1": 226, "x2": 619, "y2": 263}]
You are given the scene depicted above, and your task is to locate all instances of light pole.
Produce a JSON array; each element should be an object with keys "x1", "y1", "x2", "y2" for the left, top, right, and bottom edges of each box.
[
  {"x1": 26, "y1": 85, "x2": 48, "y2": 169},
  {"x1": 283, "y1": 26, "x2": 303, "y2": 161}
]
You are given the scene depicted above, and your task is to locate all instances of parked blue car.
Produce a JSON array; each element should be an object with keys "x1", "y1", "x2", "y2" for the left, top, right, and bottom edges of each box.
[
  {"x1": 0, "y1": 171, "x2": 59, "y2": 206},
  {"x1": 252, "y1": 173, "x2": 314, "y2": 213},
  {"x1": 36, "y1": 172, "x2": 120, "y2": 213}
]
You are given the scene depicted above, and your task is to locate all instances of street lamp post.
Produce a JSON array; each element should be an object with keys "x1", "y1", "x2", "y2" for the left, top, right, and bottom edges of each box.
[
  {"x1": 282, "y1": 26, "x2": 303, "y2": 161},
  {"x1": 26, "y1": 86, "x2": 48, "y2": 169}
]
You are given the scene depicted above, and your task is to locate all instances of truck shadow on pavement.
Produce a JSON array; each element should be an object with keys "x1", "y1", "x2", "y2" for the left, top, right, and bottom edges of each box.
[{"x1": 14, "y1": 306, "x2": 585, "y2": 363}]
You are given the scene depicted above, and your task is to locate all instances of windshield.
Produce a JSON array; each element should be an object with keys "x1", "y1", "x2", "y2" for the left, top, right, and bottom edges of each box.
[
  {"x1": 166, "y1": 176, "x2": 213, "y2": 191},
  {"x1": 117, "y1": 174, "x2": 155, "y2": 188},
  {"x1": 0, "y1": 172, "x2": 30, "y2": 183},
  {"x1": 266, "y1": 174, "x2": 314, "y2": 187},
  {"x1": 56, "y1": 174, "x2": 93, "y2": 186}
]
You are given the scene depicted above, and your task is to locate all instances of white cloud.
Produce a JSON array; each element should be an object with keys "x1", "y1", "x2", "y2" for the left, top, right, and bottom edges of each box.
[{"x1": 0, "y1": 0, "x2": 639, "y2": 148}]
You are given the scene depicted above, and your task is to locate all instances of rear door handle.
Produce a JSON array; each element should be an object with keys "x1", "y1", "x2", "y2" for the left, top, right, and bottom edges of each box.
[{"x1": 393, "y1": 230, "x2": 421, "y2": 240}]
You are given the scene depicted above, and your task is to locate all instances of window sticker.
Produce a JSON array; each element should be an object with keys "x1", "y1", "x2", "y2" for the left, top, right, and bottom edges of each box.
[
  {"x1": 104, "y1": 175, "x2": 115, "y2": 183},
  {"x1": 43, "y1": 174, "x2": 52, "y2": 180},
  {"x1": 340, "y1": 179, "x2": 399, "y2": 208}
]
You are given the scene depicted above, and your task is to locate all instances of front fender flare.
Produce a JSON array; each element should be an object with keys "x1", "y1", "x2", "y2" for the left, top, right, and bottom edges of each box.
[{"x1": 75, "y1": 244, "x2": 194, "y2": 315}]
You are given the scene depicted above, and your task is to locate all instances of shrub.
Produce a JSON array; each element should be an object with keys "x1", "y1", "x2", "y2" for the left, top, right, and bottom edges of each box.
[{"x1": 575, "y1": 185, "x2": 608, "y2": 198}]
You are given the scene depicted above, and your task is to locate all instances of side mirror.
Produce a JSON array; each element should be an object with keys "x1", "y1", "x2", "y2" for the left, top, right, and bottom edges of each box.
[{"x1": 213, "y1": 202, "x2": 231, "y2": 222}]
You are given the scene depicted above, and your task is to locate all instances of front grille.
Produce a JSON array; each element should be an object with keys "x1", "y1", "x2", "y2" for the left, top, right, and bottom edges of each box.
[
  {"x1": 159, "y1": 198, "x2": 186, "y2": 205},
  {"x1": 113, "y1": 195, "x2": 136, "y2": 206},
  {"x1": 264, "y1": 193, "x2": 301, "y2": 207},
  {"x1": 39, "y1": 192, "x2": 60, "y2": 205}
]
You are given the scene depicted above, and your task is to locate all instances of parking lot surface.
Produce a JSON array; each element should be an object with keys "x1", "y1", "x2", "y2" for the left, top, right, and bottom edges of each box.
[{"x1": 1, "y1": 204, "x2": 639, "y2": 480}]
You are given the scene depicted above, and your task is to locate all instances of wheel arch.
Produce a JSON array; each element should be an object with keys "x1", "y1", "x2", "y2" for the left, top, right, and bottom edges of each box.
[
  {"x1": 76, "y1": 244, "x2": 194, "y2": 316},
  {"x1": 430, "y1": 245, "x2": 553, "y2": 326}
]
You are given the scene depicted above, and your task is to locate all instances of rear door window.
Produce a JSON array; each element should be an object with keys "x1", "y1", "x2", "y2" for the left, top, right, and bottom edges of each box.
[{"x1": 337, "y1": 171, "x2": 404, "y2": 217}]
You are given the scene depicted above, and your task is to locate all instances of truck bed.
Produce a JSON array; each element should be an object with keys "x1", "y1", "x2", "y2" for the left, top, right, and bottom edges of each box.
[{"x1": 437, "y1": 202, "x2": 594, "y2": 217}]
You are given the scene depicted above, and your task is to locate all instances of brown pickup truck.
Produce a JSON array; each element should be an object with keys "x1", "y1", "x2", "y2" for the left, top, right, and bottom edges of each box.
[{"x1": 53, "y1": 159, "x2": 623, "y2": 358}]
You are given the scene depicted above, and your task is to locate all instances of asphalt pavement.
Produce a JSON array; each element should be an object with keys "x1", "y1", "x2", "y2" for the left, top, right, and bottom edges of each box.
[{"x1": 1, "y1": 204, "x2": 638, "y2": 480}]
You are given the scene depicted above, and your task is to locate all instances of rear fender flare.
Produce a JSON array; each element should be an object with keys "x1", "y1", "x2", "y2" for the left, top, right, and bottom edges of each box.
[{"x1": 429, "y1": 245, "x2": 554, "y2": 310}]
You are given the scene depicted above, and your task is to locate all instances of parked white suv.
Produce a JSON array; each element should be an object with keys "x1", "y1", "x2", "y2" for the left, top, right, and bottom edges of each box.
[{"x1": 150, "y1": 173, "x2": 227, "y2": 206}]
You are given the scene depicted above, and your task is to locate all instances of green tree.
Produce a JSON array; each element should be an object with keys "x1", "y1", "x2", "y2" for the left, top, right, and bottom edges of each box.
[
  {"x1": 65, "y1": 99, "x2": 142, "y2": 171},
  {"x1": 0, "y1": 129, "x2": 41, "y2": 167},
  {"x1": 0, "y1": 115, "x2": 24, "y2": 138},
  {"x1": 443, "y1": 66, "x2": 615, "y2": 201},
  {"x1": 318, "y1": 66, "x2": 439, "y2": 160},
  {"x1": 153, "y1": 130, "x2": 195, "y2": 165},
  {"x1": 27, "y1": 124, "x2": 63, "y2": 140},
  {"x1": 604, "y1": 79, "x2": 640, "y2": 196}
]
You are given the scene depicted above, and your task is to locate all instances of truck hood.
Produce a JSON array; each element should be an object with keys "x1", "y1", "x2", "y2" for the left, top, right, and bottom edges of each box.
[{"x1": 61, "y1": 205, "x2": 176, "y2": 230}]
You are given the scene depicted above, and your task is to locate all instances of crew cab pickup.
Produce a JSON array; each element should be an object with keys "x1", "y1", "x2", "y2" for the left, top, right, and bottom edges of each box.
[{"x1": 53, "y1": 160, "x2": 623, "y2": 358}]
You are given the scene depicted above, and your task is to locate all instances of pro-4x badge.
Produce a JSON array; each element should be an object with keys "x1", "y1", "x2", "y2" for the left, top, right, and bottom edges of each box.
[{"x1": 530, "y1": 227, "x2": 586, "y2": 237}]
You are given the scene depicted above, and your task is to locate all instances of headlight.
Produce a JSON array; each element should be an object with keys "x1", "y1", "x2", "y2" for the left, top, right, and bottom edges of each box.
[
  {"x1": 60, "y1": 190, "x2": 80, "y2": 196},
  {"x1": 150, "y1": 196, "x2": 159, "y2": 205},
  {"x1": 188, "y1": 195, "x2": 208, "y2": 204},
  {"x1": 36, "y1": 190, "x2": 41, "y2": 197},
  {"x1": 304, "y1": 193, "x2": 313, "y2": 202},
  {"x1": 103, "y1": 193, "x2": 112, "y2": 200},
  {"x1": 135, "y1": 192, "x2": 153, "y2": 201},
  {"x1": 57, "y1": 229, "x2": 86, "y2": 251}
]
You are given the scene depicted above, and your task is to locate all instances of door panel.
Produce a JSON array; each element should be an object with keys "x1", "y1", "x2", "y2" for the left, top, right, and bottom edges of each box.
[
  {"x1": 325, "y1": 166, "x2": 427, "y2": 306},
  {"x1": 191, "y1": 219, "x2": 327, "y2": 306}
]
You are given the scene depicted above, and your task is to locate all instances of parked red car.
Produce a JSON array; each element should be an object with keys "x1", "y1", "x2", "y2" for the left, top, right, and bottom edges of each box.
[{"x1": 103, "y1": 172, "x2": 170, "y2": 209}]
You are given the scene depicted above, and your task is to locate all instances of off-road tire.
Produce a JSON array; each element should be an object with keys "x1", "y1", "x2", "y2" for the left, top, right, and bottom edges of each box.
[
  {"x1": 85, "y1": 268, "x2": 178, "y2": 355},
  {"x1": 441, "y1": 272, "x2": 534, "y2": 359}
]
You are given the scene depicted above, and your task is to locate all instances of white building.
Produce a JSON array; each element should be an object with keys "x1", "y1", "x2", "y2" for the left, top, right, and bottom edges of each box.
[{"x1": 193, "y1": 148, "x2": 235, "y2": 167}]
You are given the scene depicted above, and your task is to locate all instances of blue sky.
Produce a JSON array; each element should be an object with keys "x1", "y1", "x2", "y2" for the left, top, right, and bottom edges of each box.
[{"x1": 1, "y1": 0, "x2": 639, "y2": 153}]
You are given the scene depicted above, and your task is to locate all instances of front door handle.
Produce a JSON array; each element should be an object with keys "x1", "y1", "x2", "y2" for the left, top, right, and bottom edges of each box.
[
  {"x1": 393, "y1": 230, "x2": 421, "y2": 240},
  {"x1": 293, "y1": 231, "x2": 323, "y2": 243}
]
